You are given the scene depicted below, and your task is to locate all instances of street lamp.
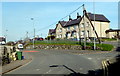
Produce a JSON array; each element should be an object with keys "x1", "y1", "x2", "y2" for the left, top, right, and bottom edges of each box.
[
  {"x1": 93, "y1": 1, "x2": 96, "y2": 50},
  {"x1": 31, "y1": 18, "x2": 35, "y2": 49}
]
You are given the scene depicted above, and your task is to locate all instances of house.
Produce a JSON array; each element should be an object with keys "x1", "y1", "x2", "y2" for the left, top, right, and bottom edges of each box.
[
  {"x1": 49, "y1": 9, "x2": 110, "y2": 42},
  {"x1": 48, "y1": 29, "x2": 56, "y2": 36},
  {"x1": 86, "y1": 12, "x2": 110, "y2": 37},
  {"x1": 55, "y1": 14, "x2": 81, "y2": 39},
  {"x1": 0, "y1": 37, "x2": 6, "y2": 45},
  {"x1": 105, "y1": 29, "x2": 120, "y2": 39}
]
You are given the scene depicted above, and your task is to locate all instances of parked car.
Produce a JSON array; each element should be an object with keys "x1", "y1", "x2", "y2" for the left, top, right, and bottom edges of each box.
[{"x1": 34, "y1": 37, "x2": 44, "y2": 41}]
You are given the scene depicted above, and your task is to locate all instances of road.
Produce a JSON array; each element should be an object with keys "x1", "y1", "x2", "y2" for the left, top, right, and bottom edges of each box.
[
  {"x1": 6, "y1": 49, "x2": 100, "y2": 74},
  {"x1": 5, "y1": 41, "x2": 120, "y2": 75}
]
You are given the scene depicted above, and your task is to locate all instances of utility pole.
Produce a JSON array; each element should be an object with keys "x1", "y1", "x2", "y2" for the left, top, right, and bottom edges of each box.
[
  {"x1": 83, "y1": 4, "x2": 86, "y2": 49},
  {"x1": 31, "y1": 18, "x2": 35, "y2": 49},
  {"x1": 93, "y1": 1, "x2": 96, "y2": 50}
]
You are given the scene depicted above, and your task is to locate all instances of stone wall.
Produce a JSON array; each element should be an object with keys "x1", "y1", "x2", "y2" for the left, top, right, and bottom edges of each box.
[{"x1": 26, "y1": 44, "x2": 82, "y2": 50}]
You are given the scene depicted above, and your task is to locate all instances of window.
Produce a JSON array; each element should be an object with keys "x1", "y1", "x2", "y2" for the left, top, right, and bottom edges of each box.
[
  {"x1": 87, "y1": 30, "x2": 89, "y2": 37},
  {"x1": 59, "y1": 28, "x2": 62, "y2": 32},
  {"x1": 87, "y1": 22, "x2": 89, "y2": 26},
  {"x1": 57, "y1": 35, "x2": 59, "y2": 38},
  {"x1": 81, "y1": 23, "x2": 84, "y2": 27},
  {"x1": 68, "y1": 26, "x2": 70, "y2": 30},
  {"x1": 71, "y1": 32, "x2": 74, "y2": 37},
  {"x1": 81, "y1": 31, "x2": 84, "y2": 35},
  {"x1": 60, "y1": 34, "x2": 62, "y2": 38},
  {"x1": 74, "y1": 25, "x2": 77, "y2": 29},
  {"x1": 73, "y1": 32, "x2": 76, "y2": 36}
]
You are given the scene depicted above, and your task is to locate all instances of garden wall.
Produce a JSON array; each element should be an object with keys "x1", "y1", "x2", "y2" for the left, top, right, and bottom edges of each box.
[{"x1": 26, "y1": 44, "x2": 82, "y2": 50}]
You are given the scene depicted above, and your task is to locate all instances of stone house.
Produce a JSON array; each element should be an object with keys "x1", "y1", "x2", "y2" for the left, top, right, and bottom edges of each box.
[
  {"x1": 48, "y1": 29, "x2": 56, "y2": 36},
  {"x1": 106, "y1": 29, "x2": 120, "y2": 39},
  {"x1": 49, "y1": 10, "x2": 110, "y2": 41}
]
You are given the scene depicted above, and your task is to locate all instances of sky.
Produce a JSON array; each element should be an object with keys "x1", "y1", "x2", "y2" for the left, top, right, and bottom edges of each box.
[{"x1": 1, "y1": 2, "x2": 119, "y2": 41}]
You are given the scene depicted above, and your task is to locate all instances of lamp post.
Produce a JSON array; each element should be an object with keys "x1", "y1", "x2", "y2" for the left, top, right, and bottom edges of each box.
[{"x1": 31, "y1": 18, "x2": 35, "y2": 49}]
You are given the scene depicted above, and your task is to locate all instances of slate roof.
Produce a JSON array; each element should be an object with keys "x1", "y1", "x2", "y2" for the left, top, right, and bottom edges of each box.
[
  {"x1": 49, "y1": 29, "x2": 55, "y2": 34},
  {"x1": 58, "y1": 12, "x2": 110, "y2": 28},
  {"x1": 87, "y1": 13, "x2": 110, "y2": 22},
  {"x1": 59, "y1": 17, "x2": 81, "y2": 27},
  {"x1": 106, "y1": 29, "x2": 120, "y2": 33}
]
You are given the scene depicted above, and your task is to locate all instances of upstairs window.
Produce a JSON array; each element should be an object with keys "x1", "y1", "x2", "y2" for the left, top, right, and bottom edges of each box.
[
  {"x1": 73, "y1": 25, "x2": 77, "y2": 29},
  {"x1": 87, "y1": 22, "x2": 89, "y2": 26},
  {"x1": 81, "y1": 23, "x2": 84, "y2": 27},
  {"x1": 59, "y1": 28, "x2": 62, "y2": 32},
  {"x1": 68, "y1": 26, "x2": 70, "y2": 30}
]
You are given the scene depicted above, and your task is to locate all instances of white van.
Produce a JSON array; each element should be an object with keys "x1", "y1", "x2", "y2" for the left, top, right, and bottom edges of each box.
[
  {"x1": 18, "y1": 44, "x2": 24, "y2": 50},
  {"x1": 0, "y1": 41, "x2": 6, "y2": 45}
]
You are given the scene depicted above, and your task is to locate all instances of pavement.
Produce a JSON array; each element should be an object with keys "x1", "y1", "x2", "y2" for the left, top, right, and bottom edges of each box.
[
  {"x1": 1, "y1": 59, "x2": 31, "y2": 74},
  {"x1": 0, "y1": 49, "x2": 32, "y2": 75}
]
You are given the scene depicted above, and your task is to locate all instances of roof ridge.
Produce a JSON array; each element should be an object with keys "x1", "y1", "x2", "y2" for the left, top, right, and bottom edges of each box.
[{"x1": 87, "y1": 12, "x2": 104, "y2": 15}]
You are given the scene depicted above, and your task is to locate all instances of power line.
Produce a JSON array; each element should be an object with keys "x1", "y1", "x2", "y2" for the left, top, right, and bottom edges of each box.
[
  {"x1": 27, "y1": 4, "x2": 84, "y2": 39},
  {"x1": 36, "y1": 4, "x2": 84, "y2": 32}
]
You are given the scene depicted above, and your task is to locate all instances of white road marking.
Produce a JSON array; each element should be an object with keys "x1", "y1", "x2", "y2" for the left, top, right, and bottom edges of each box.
[
  {"x1": 46, "y1": 69, "x2": 52, "y2": 74},
  {"x1": 36, "y1": 69, "x2": 40, "y2": 71},
  {"x1": 88, "y1": 57, "x2": 92, "y2": 60}
]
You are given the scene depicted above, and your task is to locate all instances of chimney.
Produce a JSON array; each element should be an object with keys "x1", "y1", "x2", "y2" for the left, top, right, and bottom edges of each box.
[
  {"x1": 77, "y1": 12, "x2": 81, "y2": 19},
  {"x1": 69, "y1": 15, "x2": 72, "y2": 21}
]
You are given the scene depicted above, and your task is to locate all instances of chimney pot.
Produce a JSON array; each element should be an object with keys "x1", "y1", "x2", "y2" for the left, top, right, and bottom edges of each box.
[
  {"x1": 69, "y1": 15, "x2": 72, "y2": 21},
  {"x1": 77, "y1": 12, "x2": 81, "y2": 18}
]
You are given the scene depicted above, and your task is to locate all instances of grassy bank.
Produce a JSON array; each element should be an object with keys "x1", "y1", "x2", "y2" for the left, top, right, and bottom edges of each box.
[
  {"x1": 28, "y1": 40, "x2": 79, "y2": 45},
  {"x1": 101, "y1": 38, "x2": 117, "y2": 42},
  {"x1": 27, "y1": 40, "x2": 114, "y2": 51},
  {"x1": 80, "y1": 42, "x2": 114, "y2": 51}
]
